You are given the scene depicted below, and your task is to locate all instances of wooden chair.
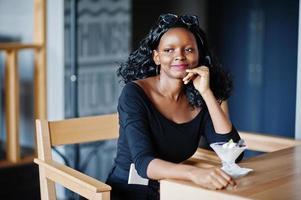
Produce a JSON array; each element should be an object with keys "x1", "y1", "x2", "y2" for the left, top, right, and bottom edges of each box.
[{"x1": 34, "y1": 113, "x2": 119, "y2": 200}]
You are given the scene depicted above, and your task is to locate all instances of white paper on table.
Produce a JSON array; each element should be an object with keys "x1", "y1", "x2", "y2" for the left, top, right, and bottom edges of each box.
[{"x1": 221, "y1": 163, "x2": 253, "y2": 178}]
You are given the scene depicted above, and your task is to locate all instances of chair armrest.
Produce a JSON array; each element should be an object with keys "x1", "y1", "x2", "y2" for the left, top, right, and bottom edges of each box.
[{"x1": 34, "y1": 158, "x2": 111, "y2": 193}]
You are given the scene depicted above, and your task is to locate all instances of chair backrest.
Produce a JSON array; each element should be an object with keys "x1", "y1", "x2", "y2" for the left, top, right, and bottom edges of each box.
[{"x1": 34, "y1": 113, "x2": 119, "y2": 200}]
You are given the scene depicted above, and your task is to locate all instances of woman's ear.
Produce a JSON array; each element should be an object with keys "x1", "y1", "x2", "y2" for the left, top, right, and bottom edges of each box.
[{"x1": 153, "y1": 50, "x2": 160, "y2": 65}]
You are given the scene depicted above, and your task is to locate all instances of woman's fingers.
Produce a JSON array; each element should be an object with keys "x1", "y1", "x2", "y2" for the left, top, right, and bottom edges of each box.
[
  {"x1": 182, "y1": 72, "x2": 194, "y2": 81},
  {"x1": 183, "y1": 72, "x2": 195, "y2": 84},
  {"x1": 184, "y1": 66, "x2": 209, "y2": 85},
  {"x1": 208, "y1": 171, "x2": 226, "y2": 189},
  {"x1": 191, "y1": 167, "x2": 237, "y2": 190},
  {"x1": 219, "y1": 169, "x2": 236, "y2": 186},
  {"x1": 183, "y1": 66, "x2": 209, "y2": 83},
  {"x1": 212, "y1": 169, "x2": 231, "y2": 189},
  {"x1": 210, "y1": 177, "x2": 225, "y2": 190},
  {"x1": 186, "y1": 66, "x2": 209, "y2": 74},
  {"x1": 209, "y1": 168, "x2": 236, "y2": 190}
]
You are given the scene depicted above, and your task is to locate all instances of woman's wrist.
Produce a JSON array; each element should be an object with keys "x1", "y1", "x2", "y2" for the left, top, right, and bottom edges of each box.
[
  {"x1": 200, "y1": 89, "x2": 214, "y2": 100},
  {"x1": 200, "y1": 89, "x2": 232, "y2": 133}
]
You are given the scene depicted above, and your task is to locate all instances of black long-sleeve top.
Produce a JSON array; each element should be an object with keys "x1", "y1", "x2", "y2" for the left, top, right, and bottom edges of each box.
[{"x1": 111, "y1": 82, "x2": 242, "y2": 180}]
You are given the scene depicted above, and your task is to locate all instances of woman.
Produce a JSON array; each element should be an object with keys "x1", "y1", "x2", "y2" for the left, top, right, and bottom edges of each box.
[{"x1": 106, "y1": 13, "x2": 242, "y2": 200}]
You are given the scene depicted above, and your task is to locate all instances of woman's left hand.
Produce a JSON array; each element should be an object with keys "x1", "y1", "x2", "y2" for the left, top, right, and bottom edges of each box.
[{"x1": 183, "y1": 66, "x2": 211, "y2": 96}]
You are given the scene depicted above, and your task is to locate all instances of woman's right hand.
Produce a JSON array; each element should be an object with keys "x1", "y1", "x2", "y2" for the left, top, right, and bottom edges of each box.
[{"x1": 188, "y1": 167, "x2": 236, "y2": 190}]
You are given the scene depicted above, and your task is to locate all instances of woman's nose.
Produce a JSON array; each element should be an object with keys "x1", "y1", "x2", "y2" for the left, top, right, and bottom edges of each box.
[{"x1": 174, "y1": 50, "x2": 186, "y2": 60}]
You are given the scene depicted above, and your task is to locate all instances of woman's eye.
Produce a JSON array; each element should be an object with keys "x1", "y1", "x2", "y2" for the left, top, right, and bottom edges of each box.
[
  {"x1": 185, "y1": 48, "x2": 194, "y2": 52},
  {"x1": 163, "y1": 49, "x2": 174, "y2": 53}
]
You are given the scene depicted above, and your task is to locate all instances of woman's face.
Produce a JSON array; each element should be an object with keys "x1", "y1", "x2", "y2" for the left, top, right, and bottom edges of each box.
[{"x1": 153, "y1": 27, "x2": 199, "y2": 79}]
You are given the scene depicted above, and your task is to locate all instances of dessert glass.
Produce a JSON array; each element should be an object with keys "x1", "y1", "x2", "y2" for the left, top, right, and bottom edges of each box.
[{"x1": 210, "y1": 141, "x2": 252, "y2": 178}]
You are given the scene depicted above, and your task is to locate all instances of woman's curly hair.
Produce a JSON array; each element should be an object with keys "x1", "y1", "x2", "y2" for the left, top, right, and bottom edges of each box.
[{"x1": 117, "y1": 14, "x2": 233, "y2": 108}]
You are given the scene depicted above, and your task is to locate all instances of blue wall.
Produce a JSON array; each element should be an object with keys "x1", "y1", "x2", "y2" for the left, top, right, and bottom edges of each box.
[{"x1": 209, "y1": 0, "x2": 298, "y2": 137}]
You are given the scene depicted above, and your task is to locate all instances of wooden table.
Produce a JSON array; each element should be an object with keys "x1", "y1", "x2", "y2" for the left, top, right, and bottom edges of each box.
[{"x1": 160, "y1": 146, "x2": 301, "y2": 200}]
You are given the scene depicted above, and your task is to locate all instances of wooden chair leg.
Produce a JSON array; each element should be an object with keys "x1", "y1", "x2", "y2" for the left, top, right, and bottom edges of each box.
[
  {"x1": 39, "y1": 166, "x2": 56, "y2": 200},
  {"x1": 93, "y1": 191, "x2": 110, "y2": 200}
]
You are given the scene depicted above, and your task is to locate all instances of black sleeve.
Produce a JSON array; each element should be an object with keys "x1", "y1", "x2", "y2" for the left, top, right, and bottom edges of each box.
[
  {"x1": 203, "y1": 111, "x2": 244, "y2": 162},
  {"x1": 118, "y1": 83, "x2": 155, "y2": 178}
]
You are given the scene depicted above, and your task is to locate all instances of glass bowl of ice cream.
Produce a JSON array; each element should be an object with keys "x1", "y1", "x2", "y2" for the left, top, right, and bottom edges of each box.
[
  {"x1": 210, "y1": 139, "x2": 246, "y2": 165},
  {"x1": 210, "y1": 139, "x2": 252, "y2": 178}
]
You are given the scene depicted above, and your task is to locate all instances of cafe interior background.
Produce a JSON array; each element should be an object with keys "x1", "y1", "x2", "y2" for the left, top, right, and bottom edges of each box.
[{"x1": 0, "y1": 0, "x2": 300, "y2": 199}]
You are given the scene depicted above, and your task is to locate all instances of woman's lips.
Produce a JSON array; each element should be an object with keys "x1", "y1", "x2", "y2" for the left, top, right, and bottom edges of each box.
[{"x1": 171, "y1": 64, "x2": 189, "y2": 70}]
